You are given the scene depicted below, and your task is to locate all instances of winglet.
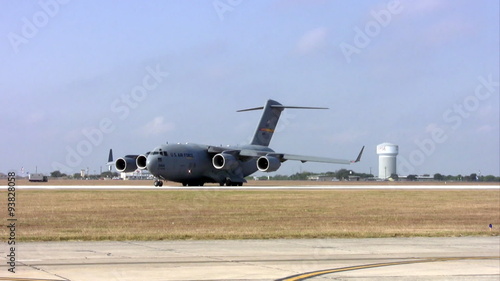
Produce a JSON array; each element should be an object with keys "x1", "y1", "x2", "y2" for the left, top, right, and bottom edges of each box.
[{"x1": 351, "y1": 146, "x2": 365, "y2": 163}]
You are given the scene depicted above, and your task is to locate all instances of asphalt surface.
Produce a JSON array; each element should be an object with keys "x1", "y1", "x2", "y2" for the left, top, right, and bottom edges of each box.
[
  {"x1": 15, "y1": 184, "x2": 500, "y2": 190},
  {"x1": 1, "y1": 237, "x2": 499, "y2": 281}
]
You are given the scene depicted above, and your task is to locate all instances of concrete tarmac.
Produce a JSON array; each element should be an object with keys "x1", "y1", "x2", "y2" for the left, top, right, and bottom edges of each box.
[
  {"x1": 1, "y1": 237, "x2": 499, "y2": 281},
  {"x1": 15, "y1": 184, "x2": 500, "y2": 190}
]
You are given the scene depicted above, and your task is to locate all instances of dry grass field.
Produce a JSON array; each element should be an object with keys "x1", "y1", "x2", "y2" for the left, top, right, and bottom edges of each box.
[{"x1": 1, "y1": 183, "x2": 498, "y2": 241}]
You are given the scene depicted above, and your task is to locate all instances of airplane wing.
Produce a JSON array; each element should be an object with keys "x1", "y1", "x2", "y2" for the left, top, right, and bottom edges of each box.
[
  {"x1": 234, "y1": 146, "x2": 365, "y2": 164},
  {"x1": 279, "y1": 154, "x2": 353, "y2": 164}
]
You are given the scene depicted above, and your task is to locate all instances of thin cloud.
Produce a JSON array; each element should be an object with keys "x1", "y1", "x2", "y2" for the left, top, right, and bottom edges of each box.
[
  {"x1": 400, "y1": 0, "x2": 447, "y2": 15},
  {"x1": 296, "y1": 27, "x2": 328, "y2": 54},
  {"x1": 423, "y1": 18, "x2": 473, "y2": 46},
  {"x1": 327, "y1": 130, "x2": 367, "y2": 144},
  {"x1": 139, "y1": 116, "x2": 175, "y2": 137},
  {"x1": 476, "y1": 124, "x2": 495, "y2": 133}
]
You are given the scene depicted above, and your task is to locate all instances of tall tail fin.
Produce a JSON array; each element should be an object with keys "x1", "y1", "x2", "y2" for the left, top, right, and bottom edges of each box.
[
  {"x1": 238, "y1": 99, "x2": 328, "y2": 147},
  {"x1": 106, "y1": 149, "x2": 114, "y2": 171}
]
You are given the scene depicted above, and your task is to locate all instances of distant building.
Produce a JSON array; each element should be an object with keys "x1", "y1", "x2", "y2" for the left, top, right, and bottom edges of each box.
[
  {"x1": 398, "y1": 175, "x2": 434, "y2": 182},
  {"x1": 307, "y1": 175, "x2": 341, "y2": 181},
  {"x1": 377, "y1": 143, "x2": 398, "y2": 179},
  {"x1": 28, "y1": 173, "x2": 48, "y2": 182},
  {"x1": 120, "y1": 170, "x2": 153, "y2": 180},
  {"x1": 348, "y1": 175, "x2": 361, "y2": 181}
]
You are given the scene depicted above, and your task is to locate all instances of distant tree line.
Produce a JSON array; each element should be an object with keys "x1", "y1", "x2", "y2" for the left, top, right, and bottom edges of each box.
[
  {"x1": 252, "y1": 169, "x2": 374, "y2": 181},
  {"x1": 433, "y1": 173, "x2": 498, "y2": 182},
  {"x1": 47, "y1": 170, "x2": 119, "y2": 179},
  {"x1": 405, "y1": 173, "x2": 498, "y2": 182},
  {"x1": 41, "y1": 169, "x2": 500, "y2": 182},
  {"x1": 252, "y1": 169, "x2": 500, "y2": 182}
]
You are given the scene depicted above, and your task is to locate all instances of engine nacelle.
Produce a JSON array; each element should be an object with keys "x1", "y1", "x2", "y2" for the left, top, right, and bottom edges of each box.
[
  {"x1": 212, "y1": 153, "x2": 238, "y2": 170},
  {"x1": 136, "y1": 155, "x2": 148, "y2": 170},
  {"x1": 116, "y1": 156, "x2": 138, "y2": 173},
  {"x1": 257, "y1": 156, "x2": 281, "y2": 172}
]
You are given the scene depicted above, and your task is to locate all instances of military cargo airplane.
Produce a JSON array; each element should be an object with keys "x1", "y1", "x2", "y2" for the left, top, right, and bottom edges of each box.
[{"x1": 110, "y1": 99, "x2": 364, "y2": 186}]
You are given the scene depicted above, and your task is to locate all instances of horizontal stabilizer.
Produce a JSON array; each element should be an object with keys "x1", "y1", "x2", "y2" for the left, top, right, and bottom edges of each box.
[
  {"x1": 237, "y1": 105, "x2": 329, "y2": 112},
  {"x1": 238, "y1": 99, "x2": 330, "y2": 147},
  {"x1": 236, "y1": 106, "x2": 264, "y2": 112},
  {"x1": 271, "y1": 105, "x2": 329, "y2": 110}
]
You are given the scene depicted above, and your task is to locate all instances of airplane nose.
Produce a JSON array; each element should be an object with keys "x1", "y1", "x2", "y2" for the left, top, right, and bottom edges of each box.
[{"x1": 146, "y1": 156, "x2": 158, "y2": 174}]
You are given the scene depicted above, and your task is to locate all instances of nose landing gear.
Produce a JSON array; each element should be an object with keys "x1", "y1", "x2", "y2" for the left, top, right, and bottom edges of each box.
[{"x1": 154, "y1": 179, "x2": 163, "y2": 187}]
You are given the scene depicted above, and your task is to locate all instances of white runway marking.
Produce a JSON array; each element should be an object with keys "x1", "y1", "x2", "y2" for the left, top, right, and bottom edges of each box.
[{"x1": 8, "y1": 184, "x2": 500, "y2": 190}]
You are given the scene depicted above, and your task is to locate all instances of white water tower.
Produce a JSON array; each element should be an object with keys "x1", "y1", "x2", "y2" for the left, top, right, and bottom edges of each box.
[{"x1": 377, "y1": 142, "x2": 398, "y2": 179}]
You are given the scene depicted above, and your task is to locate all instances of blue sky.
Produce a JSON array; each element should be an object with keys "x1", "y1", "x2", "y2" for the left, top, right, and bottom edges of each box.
[{"x1": 1, "y1": 0, "x2": 499, "y2": 177}]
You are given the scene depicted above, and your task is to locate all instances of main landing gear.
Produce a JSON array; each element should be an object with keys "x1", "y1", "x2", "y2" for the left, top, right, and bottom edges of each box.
[
  {"x1": 221, "y1": 179, "x2": 243, "y2": 186},
  {"x1": 154, "y1": 179, "x2": 163, "y2": 187},
  {"x1": 182, "y1": 182, "x2": 205, "y2": 186}
]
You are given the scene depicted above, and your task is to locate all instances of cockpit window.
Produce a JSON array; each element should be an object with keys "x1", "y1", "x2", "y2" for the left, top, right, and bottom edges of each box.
[{"x1": 151, "y1": 149, "x2": 167, "y2": 156}]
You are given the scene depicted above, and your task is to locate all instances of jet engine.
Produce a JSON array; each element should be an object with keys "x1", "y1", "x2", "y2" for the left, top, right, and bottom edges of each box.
[
  {"x1": 115, "y1": 156, "x2": 138, "y2": 173},
  {"x1": 136, "y1": 154, "x2": 148, "y2": 170},
  {"x1": 212, "y1": 153, "x2": 238, "y2": 170},
  {"x1": 257, "y1": 155, "x2": 281, "y2": 172}
]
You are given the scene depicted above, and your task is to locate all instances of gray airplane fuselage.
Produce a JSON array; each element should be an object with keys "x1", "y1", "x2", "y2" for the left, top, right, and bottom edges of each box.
[{"x1": 145, "y1": 143, "x2": 273, "y2": 185}]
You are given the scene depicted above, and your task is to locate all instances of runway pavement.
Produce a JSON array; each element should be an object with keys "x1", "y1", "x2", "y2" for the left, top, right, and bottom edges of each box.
[
  {"x1": 14, "y1": 184, "x2": 500, "y2": 190},
  {"x1": 1, "y1": 237, "x2": 499, "y2": 280}
]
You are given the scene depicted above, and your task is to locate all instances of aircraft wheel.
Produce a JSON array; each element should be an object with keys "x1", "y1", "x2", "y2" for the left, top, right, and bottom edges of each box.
[
  {"x1": 182, "y1": 182, "x2": 188, "y2": 187},
  {"x1": 219, "y1": 182, "x2": 224, "y2": 186},
  {"x1": 158, "y1": 181, "x2": 163, "y2": 187},
  {"x1": 154, "y1": 180, "x2": 159, "y2": 187}
]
